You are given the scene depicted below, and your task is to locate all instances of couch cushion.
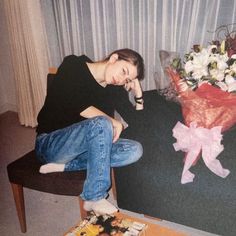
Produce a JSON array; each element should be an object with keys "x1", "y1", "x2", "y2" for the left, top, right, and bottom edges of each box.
[{"x1": 116, "y1": 90, "x2": 236, "y2": 236}]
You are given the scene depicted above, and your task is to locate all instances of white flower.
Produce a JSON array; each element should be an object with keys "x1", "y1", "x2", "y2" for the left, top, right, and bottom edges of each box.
[
  {"x1": 215, "y1": 81, "x2": 228, "y2": 91},
  {"x1": 172, "y1": 40, "x2": 236, "y2": 93},
  {"x1": 198, "y1": 80, "x2": 211, "y2": 87},
  {"x1": 227, "y1": 83, "x2": 236, "y2": 92},
  {"x1": 184, "y1": 49, "x2": 209, "y2": 79},
  {"x1": 225, "y1": 74, "x2": 236, "y2": 92},
  {"x1": 185, "y1": 60, "x2": 194, "y2": 73},
  {"x1": 207, "y1": 45, "x2": 217, "y2": 53},
  {"x1": 216, "y1": 54, "x2": 228, "y2": 70},
  {"x1": 216, "y1": 75, "x2": 236, "y2": 92},
  {"x1": 208, "y1": 53, "x2": 228, "y2": 70},
  {"x1": 192, "y1": 67, "x2": 209, "y2": 79},
  {"x1": 230, "y1": 61, "x2": 236, "y2": 73},
  {"x1": 209, "y1": 68, "x2": 225, "y2": 81},
  {"x1": 231, "y1": 54, "x2": 236, "y2": 59}
]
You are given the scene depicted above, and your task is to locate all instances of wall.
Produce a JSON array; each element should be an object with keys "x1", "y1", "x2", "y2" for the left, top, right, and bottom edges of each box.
[{"x1": 0, "y1": 1, "x2": 17, "y2": 114}]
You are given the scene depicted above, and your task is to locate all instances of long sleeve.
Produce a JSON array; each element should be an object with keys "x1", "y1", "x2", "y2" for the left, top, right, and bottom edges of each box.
[{"x1": 107, "y1": 86, "x2": 145, "y2": 126}]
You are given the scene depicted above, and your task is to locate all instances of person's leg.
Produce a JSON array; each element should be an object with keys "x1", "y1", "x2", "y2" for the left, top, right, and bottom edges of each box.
[
  {"x1": 35, "y1": 119, "x2": 92, "y2": 165},
  {"x1": 83, "y1": 138, "x2": 143, "y2": 214},
  {"x1": 110, "y1": 138, "x2": 143, "y2": 167},
  {"x1": 60, "y1": 138, "x2": 143, "y2": 170},
  {"x1": 35, "y1": 118, "x2": 141, "y2": 214},
  {"x1": 35, "y1": 116, "x2": 114, "y2": 202},
  {"x1": 75, "y1": 117, "x2": 119, "y2": 214},
  {"x1": 79, "y1": 116, "x2": 113, "y2": 202}
]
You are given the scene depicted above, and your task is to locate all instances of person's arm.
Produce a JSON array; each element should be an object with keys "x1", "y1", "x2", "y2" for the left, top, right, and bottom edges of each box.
[
  {"x1": 107, "y1": 81, "x2": 145, "y2": 127},
  {"x1": 124, "y1": 78, "x2": 144, "y2": 110},
  {"x1": 80, "y1": 106, "x2": 123, "y2": 143}
]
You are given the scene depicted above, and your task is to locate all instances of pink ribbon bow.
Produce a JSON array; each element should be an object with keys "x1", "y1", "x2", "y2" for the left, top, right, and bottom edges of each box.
[{"x1": 173, "y1": 122, "x2": 230, "y2": 184}]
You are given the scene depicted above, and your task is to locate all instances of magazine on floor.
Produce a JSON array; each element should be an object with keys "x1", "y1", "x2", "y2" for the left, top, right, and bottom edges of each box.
[{"x1": 64, "y1": 212, "x2": 147, "y2": 236}]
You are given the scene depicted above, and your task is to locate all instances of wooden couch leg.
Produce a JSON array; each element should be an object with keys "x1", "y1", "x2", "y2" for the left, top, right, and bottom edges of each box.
[
  {"x1": 78, "y1": 197, "x2": 87, "y2": 219},
  {"x1": 10, "y1": 183, "x2": 26, "y2": 233},
  {"x1": 111, "y1": 168, "x2": 117, "y2": 200}
]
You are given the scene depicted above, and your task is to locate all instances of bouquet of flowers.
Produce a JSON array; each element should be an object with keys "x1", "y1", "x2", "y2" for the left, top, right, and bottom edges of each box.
[{"x1": 166, "y1": 28, "x2": 236, "y2": 184}]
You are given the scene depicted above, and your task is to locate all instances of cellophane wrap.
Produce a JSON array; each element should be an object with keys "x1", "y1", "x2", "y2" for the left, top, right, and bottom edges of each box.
[
  {"x1": 167, "y1": 68, "x2": 236, "y2": 131},
  {"x1": 167, "y1": 68, "x2": 236, "y2": 183}
]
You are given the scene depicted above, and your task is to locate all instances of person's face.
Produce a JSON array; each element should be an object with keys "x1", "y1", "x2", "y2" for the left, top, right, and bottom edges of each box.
[{"x1": 105, "y1": 54, "x2": 138, "y2": 86}]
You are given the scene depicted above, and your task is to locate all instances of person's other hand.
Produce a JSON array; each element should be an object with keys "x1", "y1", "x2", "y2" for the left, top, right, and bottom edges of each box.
[{"x1": 112, "y1": 119, "x2": 123, "y2": 143}]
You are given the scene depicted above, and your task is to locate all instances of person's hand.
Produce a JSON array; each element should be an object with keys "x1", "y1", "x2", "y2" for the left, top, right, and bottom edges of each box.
[
  {"x1": 124, "y1": 78, "x2": 141, "y2": 93},
  {"x1": 124, "y1": 79, "x2": 144, "y2": 110},
  {"x1": 111, "y1": 119, "x2": 123, "y2": 143},
  {"x1": 80, "y1": 106, "x2": 124, "y2": 142}
]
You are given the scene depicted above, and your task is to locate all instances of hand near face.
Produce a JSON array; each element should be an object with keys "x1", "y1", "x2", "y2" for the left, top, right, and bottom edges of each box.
[
  {"x1": 124, "y1": 79, "x2": 144, "y2": 110},
  {"x1": 124, "y1": 78, "x2": 142, "y2": 95}
]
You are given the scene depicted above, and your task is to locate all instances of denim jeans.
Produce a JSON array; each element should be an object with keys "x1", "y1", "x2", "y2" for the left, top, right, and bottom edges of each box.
[{"x1": 35, "y1": 116, "x2": 143, "y2": 201}]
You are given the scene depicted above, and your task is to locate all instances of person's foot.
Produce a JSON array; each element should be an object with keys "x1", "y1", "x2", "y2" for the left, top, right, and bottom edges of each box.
[
  {"x1": 39, "y1": 163, "x2": 65, "y2": 174},
  {"x1": 83, "y1": 198, "x2": 118, "y2": 215}
]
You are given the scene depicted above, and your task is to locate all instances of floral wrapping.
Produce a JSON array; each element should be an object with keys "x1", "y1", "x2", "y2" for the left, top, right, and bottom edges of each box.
[
  {"x1": 167, "y1": 68, "x2": 236, "y2": 183},
  {"x1": 167, "y1": 68, "x2": 236, "y2": 132},
  {"x1": 165, "y1": 29, "x2": 236, "y2": 183}
]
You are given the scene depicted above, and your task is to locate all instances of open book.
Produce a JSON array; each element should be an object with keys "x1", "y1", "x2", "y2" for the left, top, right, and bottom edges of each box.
[{"x1": 64, "y1": 212, "x2": 147, "y2": 236}]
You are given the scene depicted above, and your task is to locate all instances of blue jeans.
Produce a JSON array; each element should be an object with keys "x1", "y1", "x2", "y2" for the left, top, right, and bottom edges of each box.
[{"x1": 35, "y1": 116, "x2": 143, "y2": 201}]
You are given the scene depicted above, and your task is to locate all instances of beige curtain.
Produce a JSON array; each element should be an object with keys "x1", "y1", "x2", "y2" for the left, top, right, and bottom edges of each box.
[
  {"x1": 42, "y1": 0, "x2": 236, "y2": 91},
  {"x1": 3, "y1": 0, "x2": 49, "y2": 127}
]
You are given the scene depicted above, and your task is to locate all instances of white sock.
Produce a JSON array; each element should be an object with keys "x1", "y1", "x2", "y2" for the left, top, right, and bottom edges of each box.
[
  {"x1": 39, "y1": 163, "x2": 65, "y2": 174},
  {"x1": 83, "y1": 198, "x2": 118, "y2": 215}
]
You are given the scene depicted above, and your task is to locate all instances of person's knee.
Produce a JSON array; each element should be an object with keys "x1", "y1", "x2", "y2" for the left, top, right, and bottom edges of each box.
[
  {"x1": 135, "y1": 141, "x2": 143, "y2": 161},
  {"x1": 94, "y1": 116, "x2": 113, "y2": 135},
  {"x1": 130, "y1": 141, "x2": 143, "y2": 163}
]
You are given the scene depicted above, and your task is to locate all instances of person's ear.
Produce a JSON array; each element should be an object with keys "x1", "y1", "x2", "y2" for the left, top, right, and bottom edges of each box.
[{"x1": 109, "y1": 53, "x2": 119, "y2": 63}]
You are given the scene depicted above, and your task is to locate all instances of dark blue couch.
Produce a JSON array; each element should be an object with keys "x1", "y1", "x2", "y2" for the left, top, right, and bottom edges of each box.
[{"x1": 115, "y1": 90, "x2": 236, "y2": 236}]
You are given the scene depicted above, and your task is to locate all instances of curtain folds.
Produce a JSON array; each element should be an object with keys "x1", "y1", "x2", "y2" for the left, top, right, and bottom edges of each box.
[
  {"x1": 4, "y1": 0, "x2": 49, "y2": 127},
  {"x1": 41, "y1": 0, "x2": 236, "y2": 91},
  {"x1": 4, "y1": 0, "x2": 236, "y2": 125}
]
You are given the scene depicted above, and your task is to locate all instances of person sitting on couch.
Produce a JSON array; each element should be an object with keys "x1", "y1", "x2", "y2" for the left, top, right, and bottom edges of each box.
[{"x1": 35, "y1": 48, "x2": 145, "y2": 215}]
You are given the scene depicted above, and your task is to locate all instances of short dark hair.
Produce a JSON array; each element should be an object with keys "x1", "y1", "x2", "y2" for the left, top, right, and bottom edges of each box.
[{"x1": 104, "y1": 48, "x2": 145, "y2": 81}]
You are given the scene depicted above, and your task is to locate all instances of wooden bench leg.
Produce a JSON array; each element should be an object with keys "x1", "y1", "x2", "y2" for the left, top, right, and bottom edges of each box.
[
  {"x1": 111, "y1": 168, "x2": 117, "y2": 200},
  {"x1": 10, "y1": 183, "x2": 27, "y2": 233},
  {"x1": 78, "y1": 197, "x2": 88, "y2": 219}
]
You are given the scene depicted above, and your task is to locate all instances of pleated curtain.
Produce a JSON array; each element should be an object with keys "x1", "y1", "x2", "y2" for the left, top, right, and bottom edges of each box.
[
  {"x1": 3, "y1": 0, "x2": 236, "y2": 126},
  {"x1": 42, "y1": 0, "x2": 236, "y2": 91},
  {"x1": 3, "y1": 0, "x2": 49, "y2": 127}
]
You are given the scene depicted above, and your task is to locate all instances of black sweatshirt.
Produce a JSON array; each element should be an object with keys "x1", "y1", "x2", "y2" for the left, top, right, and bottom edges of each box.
[{"x1": 36, "y1": 54, "x2": 142, "y2": 135}]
